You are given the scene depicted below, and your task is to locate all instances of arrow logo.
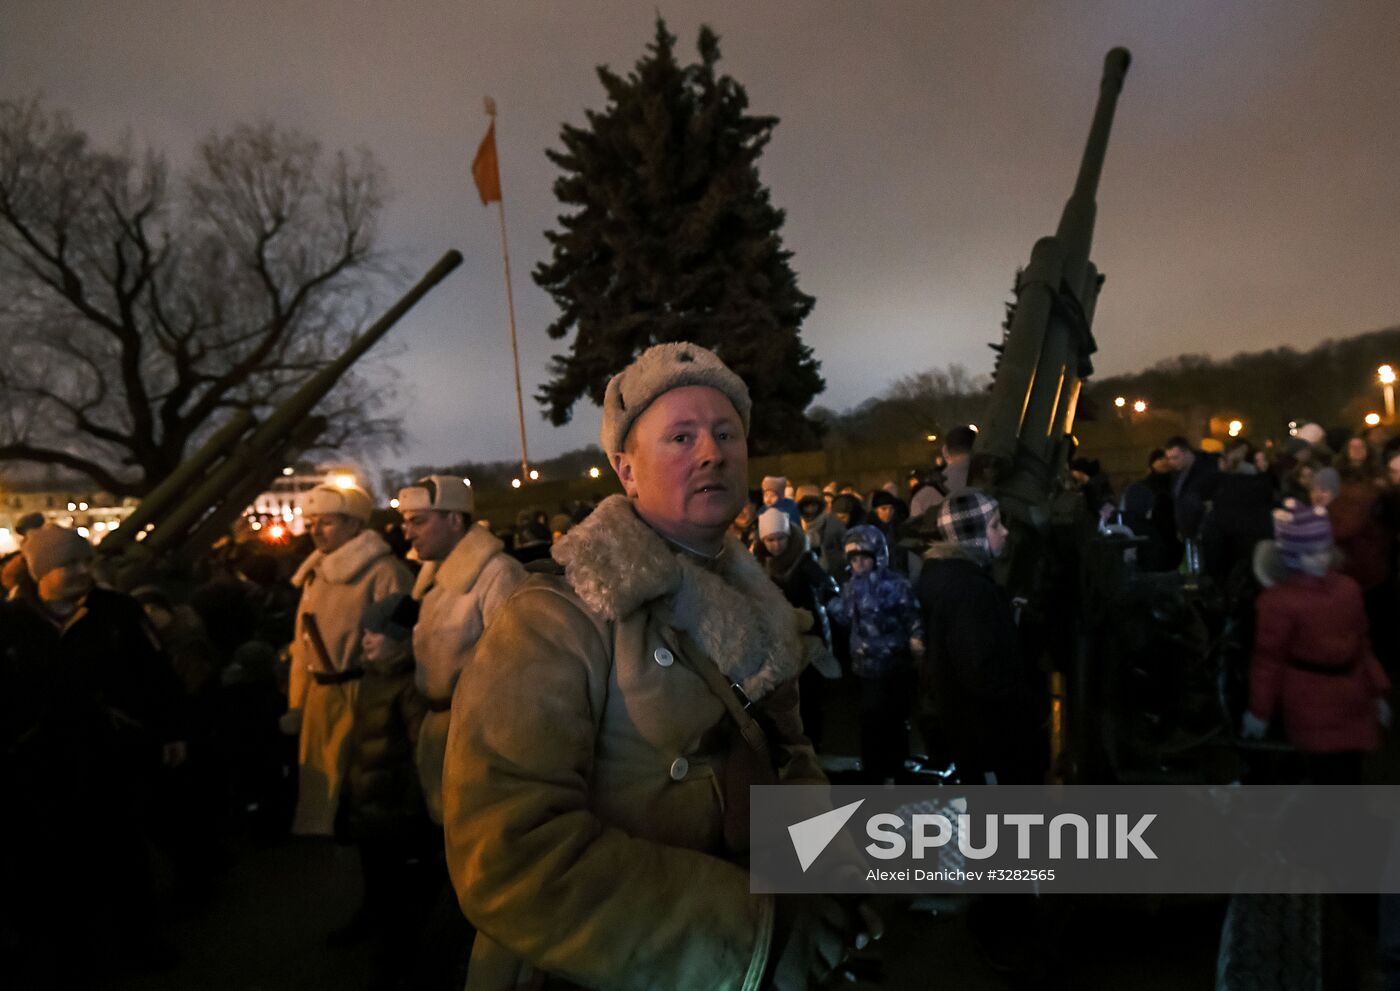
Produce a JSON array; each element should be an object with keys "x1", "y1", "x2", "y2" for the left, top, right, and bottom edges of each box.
[{"x1": 788, "y1": 799, "x2": 865, "y2": 872}]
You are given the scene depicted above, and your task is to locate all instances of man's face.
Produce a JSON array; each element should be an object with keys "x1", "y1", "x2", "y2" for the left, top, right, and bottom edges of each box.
[
  {"x1": 1165, "y1": 446, "x2": 1193, "y2": 472},
  {"x1": 761, "y1": 489, "x2": 780, "y2": 506},
  {"x1": 1347, "y1": 438, "x2": 1369, "y2": 463},
  {"x1": 402, "y1": 510, "x2": 463, "y2": 561},
  {"x1": 848, "y1": 553, "x2": 875, "y2": 577},
  {"x1": 1150, "y1": 455, "x2": 1171, "y2": 475},
  {"x1": 37, "y1": 558, "x2": 94, "y2": 606},
  {"x1": 986, "y1": 510, "x2": 1009, "y2": 559},
  {"x1": 875, "y1": 504, "x2": 895, "y2": 524},
  {"x1": 361, "y1": 629, "x2": 391, "y2": 664},
  {"x1": 610, "y1": 385, "x2": 748, "y2": 551},
  {"x1": 307, "y1": 513, "x2": 360, "y2": 554},
  {"x1": 762, "y1": 533, "x2": 789, "y2": 557}
]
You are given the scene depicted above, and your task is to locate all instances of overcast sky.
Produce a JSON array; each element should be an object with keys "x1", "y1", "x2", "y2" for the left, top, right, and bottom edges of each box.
[{"x1": 5, "y1": 1, "x2": 1399, "y2": 471}]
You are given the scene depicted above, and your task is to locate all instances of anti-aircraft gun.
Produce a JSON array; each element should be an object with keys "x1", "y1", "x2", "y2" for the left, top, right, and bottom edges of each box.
[
  {"x1": 98, "y1": 250, "x2": 463, "y2": 588},
  {"x1": 973, "y1": 50, "x2": 1241, "y2": 785}
]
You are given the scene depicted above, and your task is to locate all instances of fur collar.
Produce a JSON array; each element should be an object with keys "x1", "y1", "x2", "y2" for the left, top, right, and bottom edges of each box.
[
  {"x1": 292, "y1": 529, "x2": 392, "y2": 588},
  {"x1": 412, "y1": 524, "x2": 506, "y2": 600},
  {"x1": 551, "y1": 495, "x2": 805, "y2": 701}
]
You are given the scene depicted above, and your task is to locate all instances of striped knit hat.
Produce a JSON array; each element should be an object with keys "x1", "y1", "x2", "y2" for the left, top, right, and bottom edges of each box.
[{"x1": 1273, "y1": 503, "x2": 1332, "y2": 571}]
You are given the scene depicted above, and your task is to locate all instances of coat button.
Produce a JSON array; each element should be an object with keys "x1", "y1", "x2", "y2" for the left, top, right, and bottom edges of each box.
[
  {"x1": 669, "y1": 757, "x2": 689, "y2": 780},
  {"x1": 653, "y1": 647, "x2": 675, "y2": 667}
]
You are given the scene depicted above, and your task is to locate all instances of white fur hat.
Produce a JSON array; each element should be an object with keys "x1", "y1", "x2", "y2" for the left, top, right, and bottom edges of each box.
[
  {"x1": 758, "y1": 507, "x2": 791, "y2": 539},
  {"x1": 303, "y1": 483, "x2": 373, "y2": 523},
  {"x1": 1296, "y1": 422, "x2": 1326, "y2": 446},
  {"x1": 397, "y1": 475, "x2": 473, "y2": 515},
  {"x1": 761, "y1": 475, "x2": 788, "y2": 495},
  {"x1": 599, "y1": 343, "x2": 751, "y2": 456}
]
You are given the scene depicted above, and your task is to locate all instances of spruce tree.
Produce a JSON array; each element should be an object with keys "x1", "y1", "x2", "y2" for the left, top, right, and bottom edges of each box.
[{"x1": 533, "y1": 19, "x2": 824, "y2": 454}]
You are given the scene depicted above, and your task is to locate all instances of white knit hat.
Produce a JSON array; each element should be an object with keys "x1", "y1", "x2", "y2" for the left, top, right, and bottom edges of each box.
[
  {"x1": 758, "y1": 507, "x2": 791, "y2": 539},
  {"x1": 599, "y1": 343, "x2": 751, "y2": 456},
  {"x1": 303, "y1": 484, "x2": 373, "y2": 523},
  {"x1": 760, "y1": 475, "x2": 788, "y2": 495},
  {"x1": 397, "y1": 475, "x2": 473, "y2": 515}
]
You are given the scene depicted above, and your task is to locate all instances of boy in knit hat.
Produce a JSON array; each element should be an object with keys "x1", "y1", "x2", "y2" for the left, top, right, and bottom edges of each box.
[
  {"x1": 1243, "y1": 504, "x2": 1391, "y2": 783},
  {"x1": 829, "y1": 524, "x2": 924, "y2": 783}
]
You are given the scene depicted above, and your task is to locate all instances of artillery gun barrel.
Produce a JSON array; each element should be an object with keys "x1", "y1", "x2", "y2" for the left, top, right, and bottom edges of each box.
[
  {"x1": 980, "y1": 49, "x2": 1130, "y2": 519},
  {"x1": 142, "y1": 249, "x2": 464, "y2": 556},
  {"x1": 101, "y1": 410, "x2": 254, "y2": 551}
]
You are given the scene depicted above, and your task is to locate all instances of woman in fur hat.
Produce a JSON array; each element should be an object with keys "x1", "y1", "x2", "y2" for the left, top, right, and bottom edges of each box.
[{"x1": 443, "y1": 343, "x2": 874, "y2": 990}]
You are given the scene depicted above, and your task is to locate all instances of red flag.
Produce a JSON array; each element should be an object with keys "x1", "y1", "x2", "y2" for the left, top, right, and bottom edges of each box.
[{"x1": 472, "y1": 121, "x2": 502, "y2": 205}]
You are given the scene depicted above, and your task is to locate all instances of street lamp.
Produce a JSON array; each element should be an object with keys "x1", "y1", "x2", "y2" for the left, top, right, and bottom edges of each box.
[
  {"x1": 1380, "y1": 365, "x2": 1396, "y2": 421},
  {"x1": 1228, "y1": 419, "x2": 1244, "y2": 438},
  {"x1": 588, "y1": 467, "x2": 601, "y2": 479},
  {"x1": 511, "y1": 478, "x2": 521, "y2": 489},
  {"x1": 1113, "y1": 396, "x2": 1126, "y2": 409},
  {"x1": 1133, "y1": 400, "x2": 1148, "y2": 414},
  {"x1": 1366, "y1": 412, "x2": 1382, "y2": 427},
  {"x1": 528, "y1": 469, "x2": 540, "y2": 481}
]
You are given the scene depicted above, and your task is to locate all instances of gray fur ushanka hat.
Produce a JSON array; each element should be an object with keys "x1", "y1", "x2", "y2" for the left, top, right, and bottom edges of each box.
[{"x1": 600, "y1": 342, "x2": 752, "y2": 456}]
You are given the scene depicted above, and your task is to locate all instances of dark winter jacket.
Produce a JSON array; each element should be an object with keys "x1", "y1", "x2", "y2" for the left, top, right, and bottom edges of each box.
[
  {"x1": 1201, "y1": 470, "x2": 1276, "y2": 581},
  {"x1": 916, "y1": 545, "x2": 1048, "y2": 781},
  {"x1": 1248, "y1": 570, "x2": 1390, "y2": 753},
  {"x1": 342, "y1": 651, "x2": 431, "y2": 843},
  {"x1": 5, "y1": 587, "x2": 185, "y2": 813},
  {"x1": 828, "y1": 526, "x2": 924, "y2": 677},
  {"x1": 762, "y1": 538, "x2": 840, "y2": 650},
  {"x1": 1172, "y1": 452, "x2": 1221, "y2": 540}
]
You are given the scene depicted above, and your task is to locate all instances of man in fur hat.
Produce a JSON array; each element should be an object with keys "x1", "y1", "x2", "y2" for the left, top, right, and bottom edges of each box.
[
  {"x1": 284, "y1": 483, "x2": 411, "y2": 837},
  {"x1": 396, "y1": 474, "x2": 524, "y2": 823},
  {"x1": 443, "y1": 343, "x2": 872, "y2": 990}
]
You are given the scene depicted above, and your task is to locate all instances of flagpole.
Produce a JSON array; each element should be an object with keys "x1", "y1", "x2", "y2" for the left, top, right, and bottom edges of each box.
[{"x1": 485, "y1": 98, "x2": 530, "y2": 480}]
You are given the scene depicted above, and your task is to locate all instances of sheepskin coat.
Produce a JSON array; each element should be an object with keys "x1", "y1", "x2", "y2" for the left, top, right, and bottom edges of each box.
[
  {"x1": 410, "y1": 523, "x2": 525, "y2": 823},
  {"x1": 443, "y1": 494, "x2": 823, "y2": 991},
  {"x1": 289, "y1": 529, "x2": 411, "y2": 836}
]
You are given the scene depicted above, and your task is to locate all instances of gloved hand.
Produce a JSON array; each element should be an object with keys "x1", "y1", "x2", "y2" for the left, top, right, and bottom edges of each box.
[
  {"x1": 1379, "y1": 698, "x2": 1393, "y2": 731},
  {"x1": 1240, "y1": 711, "x2": 1268, "y2": 740},
  {"x1": 278, "y1": 708, "x2": 304, "y2": 736},
  {"x1": 765, "y1": 895, "x2": 851, "y2": 990}
]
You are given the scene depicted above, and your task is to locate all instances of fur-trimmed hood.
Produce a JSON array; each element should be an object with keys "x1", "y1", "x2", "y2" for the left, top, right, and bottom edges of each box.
[
  {"x1": 551, "y1": 495, "x2": 806, "y2": 701},
  {"x1": 292, "y1": 529, "x2": 394, "y2": 588},
  {"x1": 412, "y1": 523, "x2": 507, "y2": 601}
]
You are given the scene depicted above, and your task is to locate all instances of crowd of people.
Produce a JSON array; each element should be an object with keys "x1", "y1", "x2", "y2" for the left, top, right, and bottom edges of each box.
[{"x1": 2, "y1": 339, "x2": 1398, "y2": 987}]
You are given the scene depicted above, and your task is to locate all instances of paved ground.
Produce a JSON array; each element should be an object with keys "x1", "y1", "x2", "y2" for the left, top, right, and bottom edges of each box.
[{"x1": 73, "y1": 672, "x2": 1392, "y2": 990}]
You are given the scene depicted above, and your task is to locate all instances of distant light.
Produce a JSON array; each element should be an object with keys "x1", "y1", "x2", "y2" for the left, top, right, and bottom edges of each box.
[
  {"x1": 77, "y1": 527, "x2": 90, "y2": 538},
  {"x1": 282, "y1": 466, "x2": 294, "y2": 476},
  {"x1": 93, "y1": 521, "x2": 107, "y2": 532},
  {"x1": 144, "y1": 524, "x2": 155, "y2": 532},
  {"x1": 67, "y1": 502, "x2": 76, "y2": 511},
  {"x1": 332, "y1": 474, "x2": 356, "y2": 490},
  {"x1": 1288, "y1": 420, "x2": 1298, "y2": 430},
  {"x1": 511, "y1": 478, "x2": 522, "y2": 489},
  {"x1": 78, "y1": 502, "x2": 88, "y2": 511},
  {"x1": 1289, "y1": 427, "x2": 1299, "y2": 437},
  {"x1": 925, "y1": 434, "x2": 938, "y2": 442},
  {"x1": 588, "y1": 467, "x2": 601, "y2": 479},
  {"x1": 463, "y1": 477, "x2": 472, "y2": 486},
  {"x1": 283, "y1": 509, "x2": 294, "y2": 522},
  {"x1": 251, "y1": 521, "x2": 263, "y2": 532},
  {"x1": 108, "y1": 521, "x2": 119, "y2": 531},
  {"x1": 528, "y1": 469, "x2": 540, "y2": 481},
  {"x1": 1381, "y1": 365, "x2": 1396, "y2": 386},
  {"x1": 293, "y1": 506, "x2": 302, "y2": 516},
  {"x1": 1366, "y1": 412, "x2": 1382, "y2": 427},
  {"x1": 968, "y1": 424, "x2": 979, "y2": 433},
  {"x1": 389, "y1": 498, "x2": 400, "y2": 509},
  {"x1": 135, "y1": 530, "x2": 148, "y2": 542},
  {"x1": 1113, "y1": 396, "x2": 1126, "y2": 408},
  {"x1": 1133, "y1": 400, "x2": 1148, "y2": 414},
  {"x1": 1227, "y1": 419, "x2": 1244, "y2": 438},
  {"x1": 268, "y1": 524, "x2": 286, "y2": 539}
]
